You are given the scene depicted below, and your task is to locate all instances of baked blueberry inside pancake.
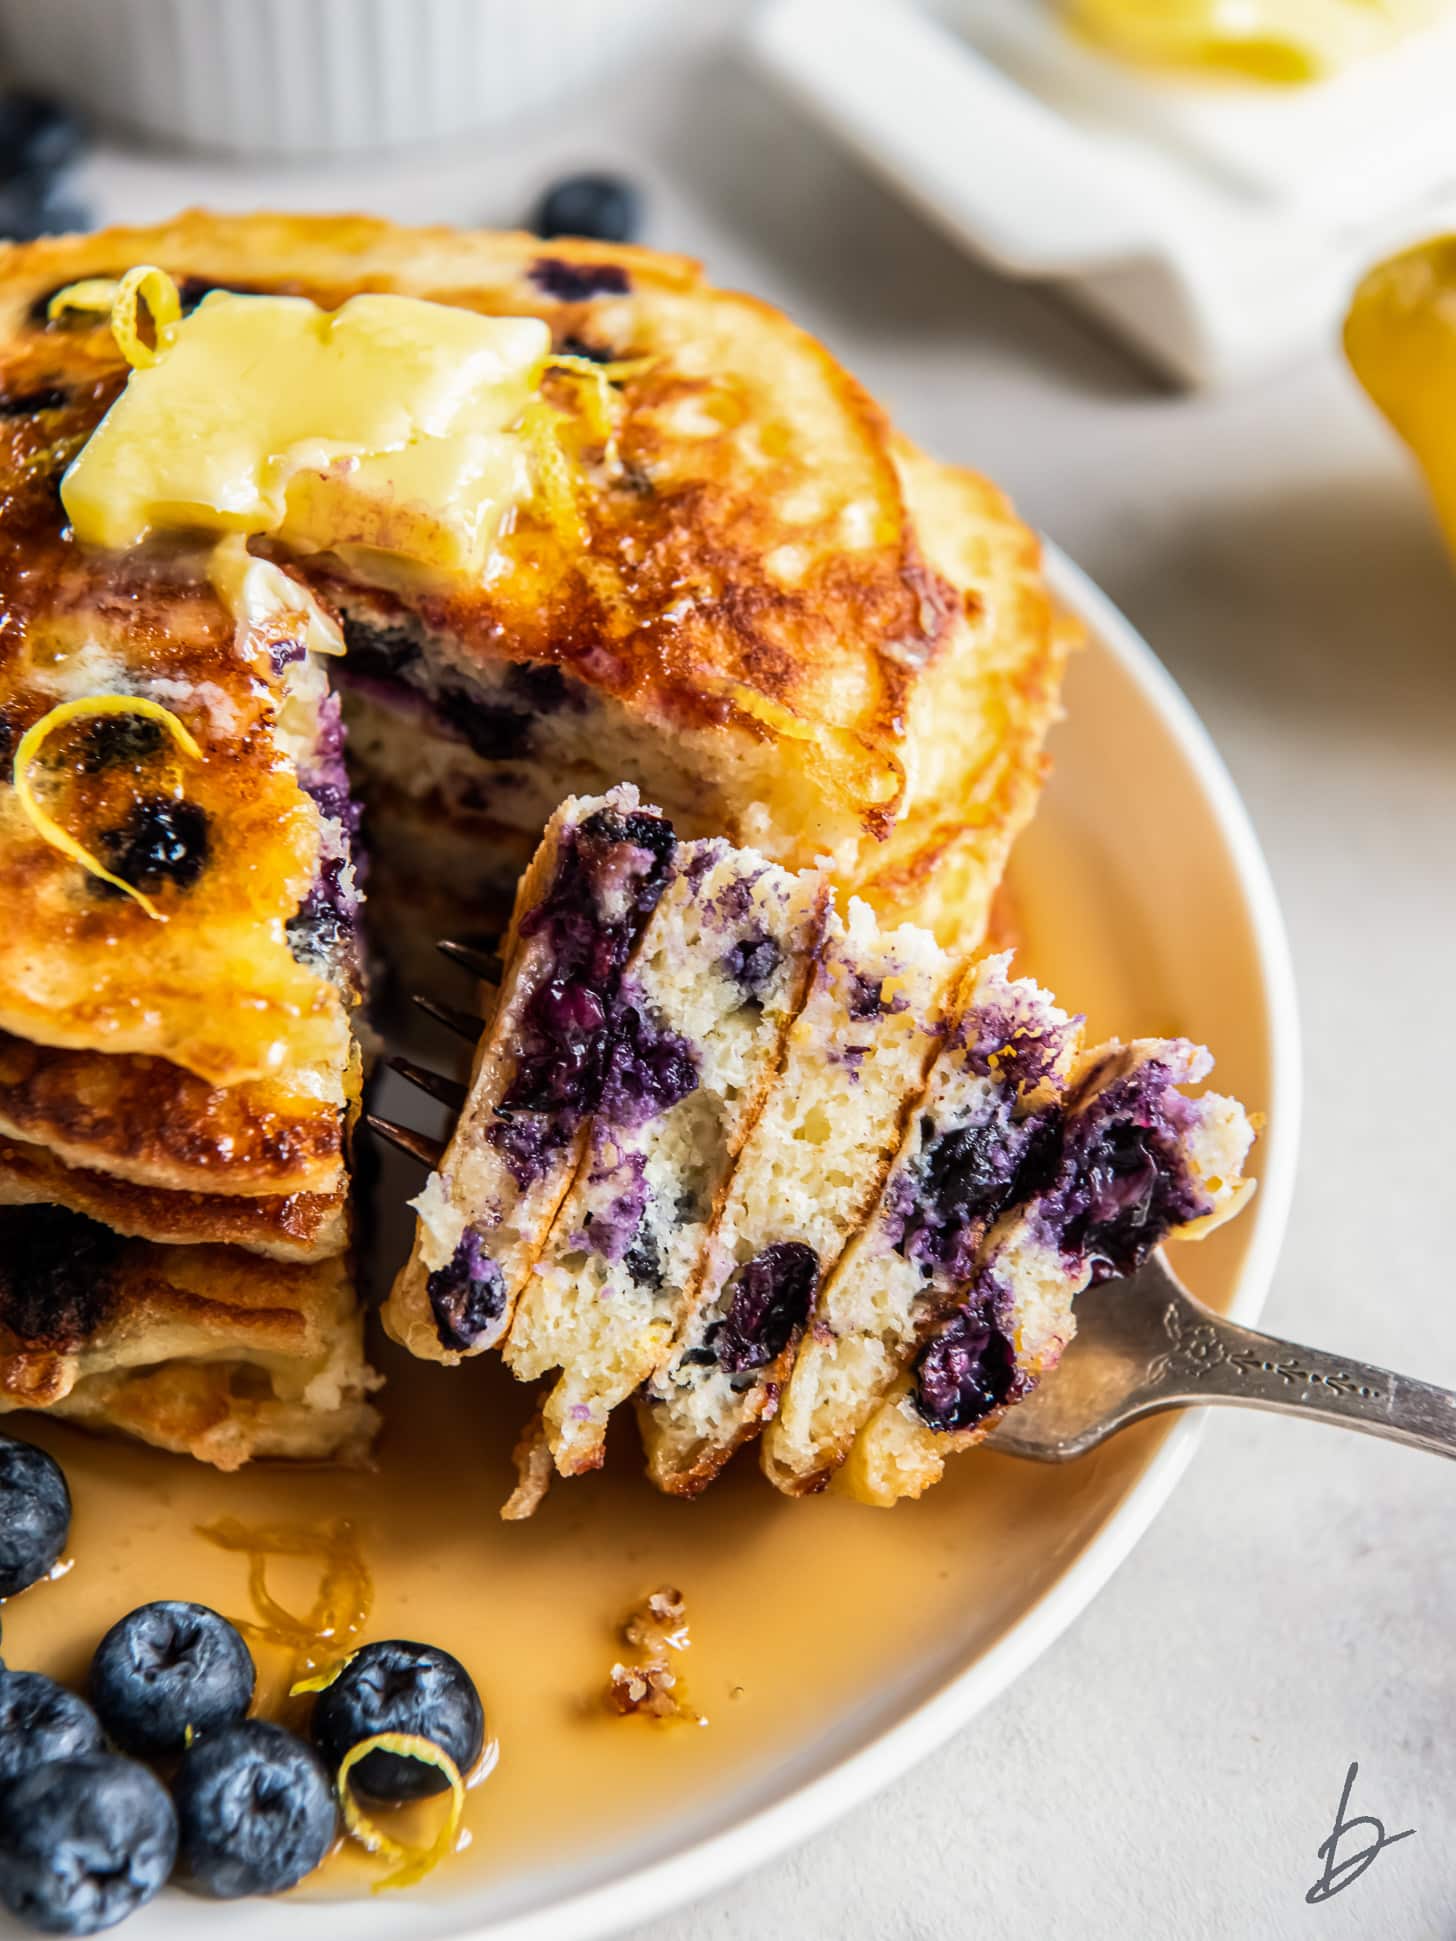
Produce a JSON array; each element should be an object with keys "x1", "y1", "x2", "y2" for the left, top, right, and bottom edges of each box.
[
  {"x1": 639, "y1": 899, "x2": 956, "y2": 1497},
  {"x1": 762, "y1": 954, "x2": 1080, "y2": 1495},
  {"x1": 503, "y1": 840, "x2": 827, "y2": 1479},
  {"x1": 841, "y1": 1039, "x2": 1256, "y2": 1506},
  {"x1": 384, "y1": 786, "x2": 678, "y2": 1364}
]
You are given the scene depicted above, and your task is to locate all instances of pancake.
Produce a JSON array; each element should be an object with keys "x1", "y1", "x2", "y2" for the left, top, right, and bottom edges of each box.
[
  {"x1": 504, "y1": 841, "x2": 827, "y2": 1478},
  {"x1": 0, "y1": 212, "x2": 1074, "y2": 1473},
  {"x1": 639, "y1": 899, "x2": 955, "y2": 1496},
  {"x1": 840, "y1": 1039, "x2": 1256, "y2": 1505},
  {"x1": 384, "y1": 787, "x2": 678, "y2": 1364},
  {"x1": 0, "y1": 1031, "x2": 351, "y2": 1199},
  {"x1": 0, "y1": 212, "x2": 1067, "y2": 948},
  {"x1": 0, "y1": 1205, "x2": 379, "y2": 1469},
  {"x1": 0, "y1": 1134, "x2": 347, "y2": 1260},
  {"x1": 763, "y1": 954, "x2": 1081, "y2": 1494},
  {"x1": 387, "y1": 804, "x2": 1256, "y2": 1513}
]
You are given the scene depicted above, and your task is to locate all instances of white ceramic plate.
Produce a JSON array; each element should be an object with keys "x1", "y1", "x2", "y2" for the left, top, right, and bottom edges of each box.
[{"x1": 3, "y1": 544, "x2": 1299, "y2": 1941}]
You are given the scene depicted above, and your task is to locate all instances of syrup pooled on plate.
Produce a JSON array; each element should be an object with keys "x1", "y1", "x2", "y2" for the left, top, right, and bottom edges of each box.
[{"x1": 0, "y1": 787, "x2": 1267, "y2": 1914}]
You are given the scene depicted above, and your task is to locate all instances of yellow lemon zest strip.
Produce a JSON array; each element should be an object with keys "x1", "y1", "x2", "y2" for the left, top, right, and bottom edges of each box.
[
  {"x1": 544, "y1": 354, "x2": 615, "y2": 446},
  {"x1": 46, "y1": 277, "x2": 122, "y2": 324},
  {"x1": 337, "y1": 1733, "x2": 465, "y2": 1892},
  {"x1": 542, "y1": 353, "x2": 655, "y2": 476},
  {"x1": 289, "y1": 1651, "x2": 356, "y2": 1698},
  {"x1": 108, "y1": 265, "x2": 182, "y2": 370},
  {"x1": 519, "y1": 399, "x2": 586, "y2": 548},
  {"x1": 12, "y1": 695, "x2": 204, "y2": 921}
]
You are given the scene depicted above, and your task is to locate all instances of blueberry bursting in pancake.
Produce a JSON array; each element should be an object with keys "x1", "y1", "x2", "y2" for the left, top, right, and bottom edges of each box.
[
  {"x1": 762, "y1": 954, "x2": 1080, "y2": 1495},
  {"x1": 841, "y1": 1041, "x2": 1256, "y2": 1506},
  {"x1": 502, "y1": 840, "x2": 827, "y2": 1479},
  {"x1": 385, "y1": 786, "x2": 678, "y2": 1365}
]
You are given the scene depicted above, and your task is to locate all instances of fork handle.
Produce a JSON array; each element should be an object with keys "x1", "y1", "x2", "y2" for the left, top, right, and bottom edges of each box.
[{"x1": 1135, "y1": 1306, "x2": 1456, "y2": 1459}]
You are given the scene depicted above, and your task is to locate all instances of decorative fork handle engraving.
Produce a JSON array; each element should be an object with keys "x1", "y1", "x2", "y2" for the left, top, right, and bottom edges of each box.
[
  {"x1": 1136, "y1": 1289, "x2": 1456, "y2": 1460},
  {"x1": 985, "y1": 1252, "x2": 1456, "y2": 1464},
  {"x1": 1151, "y1": 1305, "x2": 1385, "y2": 1401}
]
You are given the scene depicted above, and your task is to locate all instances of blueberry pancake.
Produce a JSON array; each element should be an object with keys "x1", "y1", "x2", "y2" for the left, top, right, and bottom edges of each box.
[
  {"x1": 0, "y1": 1206, "x2": 379, "y2": 1471},
  {"x1": 385, "y1": 787, "x2": 678, "y2": 1364},
  {"x1": 0, "y1": 211, "x2": 1067, "y2": 949},
  {"x1": 504, "y1": 843, "x2": 827, "y2": 1478},
  {"x1": 638, "y1": 899, "x2": 956, "y2": 1497},
  {"x1": 0, "y1": 1134, "x2": 346, "y2": 1262},
  {"x1": 841, "y1": 1040, "x2": 1256, "y2": 1506},
  {"x1": 762, "y1": 954, "x2": 1079, "y2": 1495}
]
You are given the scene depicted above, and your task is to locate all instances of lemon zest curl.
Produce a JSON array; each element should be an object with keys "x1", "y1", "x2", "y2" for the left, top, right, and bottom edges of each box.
[
  {"x1": 12, "y1": 695, "x2": 204, "y2": 920},
  {"x1": 337, "y1": 1733, "x2": 465, "y2": 1891}
]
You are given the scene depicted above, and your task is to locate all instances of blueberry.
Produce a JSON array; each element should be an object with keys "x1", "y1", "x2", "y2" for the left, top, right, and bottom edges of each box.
[
  {"x1": 312, "y1": 1641, "x2": 484, "y2": 1801},
  {"x1": 89, "y1": 1602, "x2": 255, "y2": 1758},
  {"x1": 426, "y1": 1228, "x2": 506, "y2": 1352},
  {"x1": 0, "y1": 1674, "x2": 104, "y2": 1790},
  {"x1": 0, "y1": 1754, "x2": 176, "y2": 1935},
  {"x1": 0, "y1": 178, "x2": 90, "y2": 244},
  {"x1": 95, "y1": 797, "x2": 209, "y2": 897},
  {"x1": 0, "y1": 94, "x2": 86, "y2": 182},
  {"x1": 710, "y1": 1242, "x2": 819, "y2": 1373},
  {"x1": 531, "y1": 172, "x2": 642, "y2": 246},
  {"x1": 911, "y1": 1309, "x2": 1017, "y2": 1433},
  {"x1": 173, "y1": 1719, "x2": 335, "y2": 1898},
  {"x1": 0, "y1": 1435, "x2": 71, "y2": 1598}
]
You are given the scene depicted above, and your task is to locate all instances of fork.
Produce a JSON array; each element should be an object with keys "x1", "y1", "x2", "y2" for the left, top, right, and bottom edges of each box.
[
  {"x1": 369, "y1": 942, "x2": 1456, "y2": 1468},
  {"x1": 984, "y1": 1249, "x2": 1456, "y2": 1463}
]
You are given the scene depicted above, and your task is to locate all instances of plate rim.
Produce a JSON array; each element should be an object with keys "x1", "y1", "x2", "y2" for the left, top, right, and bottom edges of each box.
[{"x1": 378, "y1": 543, "x2": 1305, "y2": 1941}]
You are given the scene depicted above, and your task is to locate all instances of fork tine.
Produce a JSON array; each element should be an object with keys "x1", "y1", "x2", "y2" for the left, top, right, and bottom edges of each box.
[
  {"x1": 366, "y1": 1113, "x2": 444, "y2": 1167},
  {"x1": 387, "y1": 1055, "x2": 467, "y2": 1111},
  {"x1": 436, "y1": 937, "x2": 504, "y2": 981},
  {"x1": 411, "y1": 994, "x2": 484, "y2": 1043}
]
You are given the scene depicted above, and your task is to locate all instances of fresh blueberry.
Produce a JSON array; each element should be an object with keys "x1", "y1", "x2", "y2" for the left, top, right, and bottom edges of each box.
[
  {"x1": 0, "y1": 94, "x2": 87, "y2": 182},
  {"x1": 0, "y1": 1672, "x2": 104, "y2": 1789},
  {"x1": 0, "y1": 178, "x2": 90, "y2": 243},
  {"x1": 311, "y1": 1640, "x2": 484, "y2": 1801},
  {"x1": 0, "y1": 1754, "x2": 176, "y2": 1935},
  {"x1": 173, "y1": 1719, "x2": 336, "y2": 1899},
  {"x1": 532, "y1": 172, "x2": 642, "y2": 245},
  {"x1": 0, "y1": 1435, "x2": 71, "y2": 1598},
  {"x1": 89, "y1": 1602, "x2": 255, "y2": 1758}
]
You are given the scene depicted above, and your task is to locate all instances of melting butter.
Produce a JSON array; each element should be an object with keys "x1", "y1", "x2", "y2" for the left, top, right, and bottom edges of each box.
[{"x1": 62, "y1": 290, "x2": 551, "y2": 576}]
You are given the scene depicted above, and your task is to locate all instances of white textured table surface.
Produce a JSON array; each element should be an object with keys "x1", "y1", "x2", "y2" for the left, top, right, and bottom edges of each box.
[{"x1": 73, "y1": 12, "x2": 1456, "y2": 1935}]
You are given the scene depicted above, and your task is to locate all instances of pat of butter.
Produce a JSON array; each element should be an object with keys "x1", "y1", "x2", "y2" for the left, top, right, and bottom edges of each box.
[
  {"x1": 1065, "y1": 0, "x2": 1447, "y2": 82},
  {"x1": 62, "y1": 291, "x2": 552, "y2": 576}
]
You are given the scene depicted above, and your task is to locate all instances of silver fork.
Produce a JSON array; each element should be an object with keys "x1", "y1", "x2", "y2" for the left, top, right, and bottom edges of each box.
[{"x1": 985, "y1": 1250, "x2": 1456, "y2": 1462}]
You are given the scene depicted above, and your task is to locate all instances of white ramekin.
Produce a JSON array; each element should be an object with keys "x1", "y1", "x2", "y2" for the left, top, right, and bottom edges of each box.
[{"x1": 0, "y1": 0, "x2": 689, "y2": 159}]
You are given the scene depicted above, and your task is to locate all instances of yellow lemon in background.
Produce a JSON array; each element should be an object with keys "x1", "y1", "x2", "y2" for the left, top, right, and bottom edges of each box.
[
  {"x1": 1346, "y1": 238, "x2": 1456, "y2": 562},
  {"x1": 1065, "y1": 0, "x2": 1448, "y2": 85}
]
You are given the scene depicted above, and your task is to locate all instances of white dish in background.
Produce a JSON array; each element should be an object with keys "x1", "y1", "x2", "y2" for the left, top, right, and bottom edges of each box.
[
  {"x1": 0, "y1": 0, "x2": 691, "y2": 158},
  {"x1": 3, "y1": 546, "x2": 1299, "y2": 1941},
  {"x1": 751, "y1": 0, "x2": 1456, "y2": 385}
]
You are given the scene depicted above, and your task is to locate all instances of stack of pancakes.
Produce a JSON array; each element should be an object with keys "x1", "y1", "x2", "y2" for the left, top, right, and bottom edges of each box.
[
  {"x1": 0, "y1": 212, "x2": 1103, "y2": 1475},
  {"x1": 0, "y1": 250, "x2": 378, "y2": 1465}
]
